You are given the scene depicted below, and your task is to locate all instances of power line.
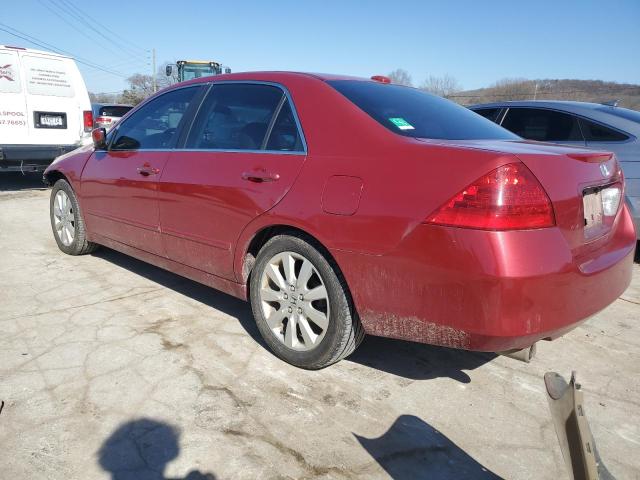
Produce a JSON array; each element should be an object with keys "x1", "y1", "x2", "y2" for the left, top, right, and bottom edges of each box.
[
  {"x1": 36, "y1": 0, "x2": 131, "y2": 59},
  {"x1": 0, "y1": 23, "x2": 128, "y2": 78},
  {"x1": 52, "y1": 0, "x2": 149, "y2": 61}
]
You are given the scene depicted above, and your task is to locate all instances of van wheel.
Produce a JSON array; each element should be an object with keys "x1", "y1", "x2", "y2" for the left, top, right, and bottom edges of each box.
[
  {"x1": 249, "y1": 233, "x2": 364, "y2": 369},
  {"x1": 50, "y1": 179, "x2": 98, "y2": 255}
]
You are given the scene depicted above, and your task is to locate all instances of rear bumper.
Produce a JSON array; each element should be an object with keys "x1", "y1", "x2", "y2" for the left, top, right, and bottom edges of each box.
[
  {"x1": 0, "y1": 144, "x2": 80, "y2": 172},
  {"x1": 334, "y1": 205, "x2": 636, "y2": 352}
]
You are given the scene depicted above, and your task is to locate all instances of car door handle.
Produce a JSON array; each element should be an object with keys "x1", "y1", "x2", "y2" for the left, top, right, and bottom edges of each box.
[
  {"x1": 137, "y1": 165, "x2": 160, "y2": 176},
  {"x1": 241, "y1": 171, "x2": 280, "y2": 183}
]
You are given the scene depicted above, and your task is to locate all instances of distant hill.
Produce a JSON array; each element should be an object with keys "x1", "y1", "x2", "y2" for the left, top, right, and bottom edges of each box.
[{"x1": 449, "y1": 79, "x2": 640, "y2": 110}]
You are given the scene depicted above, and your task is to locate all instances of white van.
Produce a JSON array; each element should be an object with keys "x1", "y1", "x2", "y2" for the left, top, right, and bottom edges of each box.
[{"x1": 0, "y1": 45, "x2": 92, "y2": 172}]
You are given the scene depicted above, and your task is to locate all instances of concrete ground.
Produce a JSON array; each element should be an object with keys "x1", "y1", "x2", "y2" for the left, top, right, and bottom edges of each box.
[{"x1": 0, "y1": 172, "x2": 638, "y2": 480}]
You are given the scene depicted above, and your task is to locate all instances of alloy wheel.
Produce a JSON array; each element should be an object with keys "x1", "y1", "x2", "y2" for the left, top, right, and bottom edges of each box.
[
  {"x1": 259, "y1": 251, "x2": 330, "y2": 351},
  {"x1": 53, "y1": 190, "x2": 75, "y2": 246}
]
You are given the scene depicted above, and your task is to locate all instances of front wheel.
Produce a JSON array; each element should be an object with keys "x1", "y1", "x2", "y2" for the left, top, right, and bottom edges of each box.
[
  {"x1": 249, "y1": 234, "x2": 364, "y2": 369},
  {"x1": 50, "y1": 179, "x2": 98, "y2": 256}
]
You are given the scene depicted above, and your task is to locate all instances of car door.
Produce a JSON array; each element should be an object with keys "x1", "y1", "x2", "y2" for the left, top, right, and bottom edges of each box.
[
  {"x1": 158, "y1": 82, "x2": 307, "y2": 280},
  {"x1": 501, "y1": 107, "x2": 586, "y2": 146},
  {"x1": 81, "y1": 85, "x2": 203, "y2": 256}
]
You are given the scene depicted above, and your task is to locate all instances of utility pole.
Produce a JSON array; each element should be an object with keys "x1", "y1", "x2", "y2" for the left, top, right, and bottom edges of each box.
[
  {"x1": 152, "y1": 48, "x2": 157, "y2": 93},
  {"x1": 533, "y1": 82, "x2": 539, "y2": 100}
]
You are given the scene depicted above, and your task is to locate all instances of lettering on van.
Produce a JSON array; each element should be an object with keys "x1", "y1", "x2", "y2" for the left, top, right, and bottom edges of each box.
[
  {"x1": 0, "y1": 64, "x2": 15, "y2": 82},
  {"x1": 26, "y1": 63, "x2": 75, "y2": 98},
  {"x1": 0, "y1": 110, "x2": 27, "y2": 127}
]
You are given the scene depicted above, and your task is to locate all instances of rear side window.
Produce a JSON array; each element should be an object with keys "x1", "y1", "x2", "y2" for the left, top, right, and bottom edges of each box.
[
  {"x1": 186, "y1": 83, "x2": 285, "y2": 150},
  {"x1": 501, "y1": 108, "x2": 583, "y2": 142},
  {"x1": 99, "y1": 105, "x2": 132, "y2": 117},
  {"x1": 328, "y1": 80, "x2": 517, "y2": 140},
  {"x1": 579, "y1": 118, "x2": 629, "y2": 142},
  {"x1": 473, "y1": 107, "x2": 501, "y2": 123},
  {"x1": 111, "y1": 86, "x2": 199, "y2": 150},
  {"x1": 0, "y1": 51, "x2": 22, "y2": 94},
  {"x1": 266, "y1": 99, "x2": 304, "y2": 151}
]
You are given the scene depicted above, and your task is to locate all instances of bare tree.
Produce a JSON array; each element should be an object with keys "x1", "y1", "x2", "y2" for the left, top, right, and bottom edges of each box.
[
  {"x1": 89, "y1": 92, "x2": 119, "y2": 103},
  {"x1": 120, "y1": 74, "x2": 155, "y2": 105},
  {"x1": 420, "y1": 74, "x2": 461, "y2": 98},
  {"x1": 387, "y1": 68, "x2": 413, "y2": 87}
]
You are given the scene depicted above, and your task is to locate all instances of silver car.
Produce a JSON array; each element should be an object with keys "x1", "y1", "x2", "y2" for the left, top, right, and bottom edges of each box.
[
  {"x1": 91, "y1": 103, "x2": 133, "y2": 131},
  {"x1": 471, "y1": 101, "x2": 640, "y2": 239}
]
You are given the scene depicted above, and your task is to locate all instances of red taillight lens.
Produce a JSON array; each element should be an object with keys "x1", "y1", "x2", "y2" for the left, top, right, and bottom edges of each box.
[
  {"x1": 83, "y1": 110, "x2": 93, "y2": 132},
  {"x1": 425, "y1": 162, "x2": 555, "y2": 230},
  {"x1": 95, "y1": 116, "x2": 111, "y2": 123}
]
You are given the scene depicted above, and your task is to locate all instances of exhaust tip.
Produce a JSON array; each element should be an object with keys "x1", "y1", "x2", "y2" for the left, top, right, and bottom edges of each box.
[{"x1": 498, "y1": 343, "x2": 537, "y2": 363}]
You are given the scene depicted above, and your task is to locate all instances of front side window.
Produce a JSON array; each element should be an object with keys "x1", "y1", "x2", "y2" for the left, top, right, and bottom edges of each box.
[
  {"x1": 111, "y1": 86, "x2": 199, "y2": 150},
  {"x1": 328, "y1": 80, "x2": 517, "y2": 140},
  {"x1": 186, "y1": 84, "x2": 286, "y2": 151},
  {"x1": 501, "y1": 108, "x2": 583, "y2": 142},
  {"x1": 579, "y1": 118, "x2": 629, "y2": 142}
]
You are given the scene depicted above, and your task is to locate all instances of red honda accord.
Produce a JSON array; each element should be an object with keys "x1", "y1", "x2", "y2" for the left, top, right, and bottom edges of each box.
[{"x1": 44, "y1": 72, "x2": 636, "y2": 369}]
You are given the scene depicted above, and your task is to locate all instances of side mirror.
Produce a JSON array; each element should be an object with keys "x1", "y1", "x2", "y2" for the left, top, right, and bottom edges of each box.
[
  {"x1": 165, "y1": 64, "x2": 173, "y2": 76},
  {"x1": 92, "y1": 128, "x2": 108, "y2": 150},
  {"x1": 224, "y1": 67, "x2": 231, "y2": 74}
]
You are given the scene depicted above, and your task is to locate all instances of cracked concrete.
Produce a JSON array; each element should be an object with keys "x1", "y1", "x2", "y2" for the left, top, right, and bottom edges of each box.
[{"x1": 1, "y1": 174, "x2": 639, "y2": 479}]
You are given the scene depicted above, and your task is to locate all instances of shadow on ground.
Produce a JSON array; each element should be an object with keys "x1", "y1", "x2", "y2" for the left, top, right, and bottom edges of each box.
[
  {"x1": 92, "y1": 248, "x2": 265, "y2": 347},
  {"x1": 94, "y1": 247, "x2": 495, "y2": 381},
  {"x1": 348, "y1": 335, "x2": 495, "y2": 382},
  {"x1": 0, "y1": 172, "x2": 47, "y2": 192},
  {"x1": 355, "y1": 414, "x2": 503, "y2": 479},
  {"x1": 98, "y1": 418, "x2": 216, "y2": 480}
]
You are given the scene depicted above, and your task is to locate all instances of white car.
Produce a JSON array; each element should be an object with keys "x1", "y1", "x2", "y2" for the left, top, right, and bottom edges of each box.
[{"x1": 0, "y1": 45, "x2": 92, "y2": 173}]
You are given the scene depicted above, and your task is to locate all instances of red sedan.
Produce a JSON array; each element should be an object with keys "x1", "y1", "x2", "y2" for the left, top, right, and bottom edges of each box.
[{"x1": 44, "y1": 72, "x2": 636, "y2": 369}]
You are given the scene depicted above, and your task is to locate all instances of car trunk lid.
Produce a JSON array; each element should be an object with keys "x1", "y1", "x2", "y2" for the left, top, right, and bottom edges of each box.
[{"x1": 424, "y1": 139, "x2": 624, "y2": 254}]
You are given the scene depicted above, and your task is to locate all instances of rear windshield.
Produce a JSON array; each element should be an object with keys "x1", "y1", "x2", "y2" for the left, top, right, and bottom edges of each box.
[
  {"x1": 99, "y1": 105, "x2": 133, "y2": 117},
  {"x1": 328, "y1": 80, "x2": 518, "y2": 140}
]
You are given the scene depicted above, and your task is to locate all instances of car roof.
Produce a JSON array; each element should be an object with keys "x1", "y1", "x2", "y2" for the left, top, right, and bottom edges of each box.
[
  {"x1": 180, "y1": 71, "x2": 371, "y2": 86},
  {"x1": 470, "y1": 100, "x2": 640, "y2": 135}
]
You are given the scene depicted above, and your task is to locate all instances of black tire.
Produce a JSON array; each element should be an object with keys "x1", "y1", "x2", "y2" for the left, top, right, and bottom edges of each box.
[
  {"x1": 50, "y1": 179, "x2": 98, "y2": 256},
  {"x1": 249, "y1": 233, "x2": 364, "y2": 369}
]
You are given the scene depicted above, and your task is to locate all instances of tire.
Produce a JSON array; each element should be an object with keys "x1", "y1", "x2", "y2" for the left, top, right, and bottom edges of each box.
[
  {"x1": 249, "y1": 233, "x2": 364, "y2": 369},
  {"x1": 50, "y1": 179, "x2": 98, "y2": 256}
]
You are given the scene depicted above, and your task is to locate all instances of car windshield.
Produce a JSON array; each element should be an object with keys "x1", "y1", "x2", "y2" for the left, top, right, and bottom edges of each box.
[
  {"x1": 328, "y1": 80, "x2": 519, "y2": 140},
  {"x1": 182, "y1": 64, "x2": 216, "y2": 81}
]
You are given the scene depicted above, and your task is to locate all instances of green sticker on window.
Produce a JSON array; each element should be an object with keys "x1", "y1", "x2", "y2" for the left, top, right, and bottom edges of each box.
[{"x1": 389, "y1": 117, "x2": 415, "y2": 130}]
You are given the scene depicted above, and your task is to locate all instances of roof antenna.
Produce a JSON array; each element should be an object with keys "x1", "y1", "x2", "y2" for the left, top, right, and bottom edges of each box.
[{"x1": 601, "y1": 100, "x2": 619, "y2": 107}]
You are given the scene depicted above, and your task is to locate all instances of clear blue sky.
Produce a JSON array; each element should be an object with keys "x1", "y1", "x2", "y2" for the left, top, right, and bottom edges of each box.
[{"x1": 2, "y1": 0, "x2": 639, "y2": 93}]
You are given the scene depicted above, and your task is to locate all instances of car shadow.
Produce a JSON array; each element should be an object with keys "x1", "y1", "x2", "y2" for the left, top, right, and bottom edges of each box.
[
  {"x1": 93, "y1": 247, "x2": 495, "y2": 382},
  {"x1": 347, "y1": 335, "x2": 495, "y2": 383},
  {"x1": 0, "y1": 172, "x2": 47, "y2": 192},
  {"x1": 355, "y1": 414, "x2": 503, "y2": 479},
  {"x1": 98, "y1": 418, "x2": 216, "y2": 480},
  {"x1": 91, "y1": 248, "x2": 265, "y2": 347}
]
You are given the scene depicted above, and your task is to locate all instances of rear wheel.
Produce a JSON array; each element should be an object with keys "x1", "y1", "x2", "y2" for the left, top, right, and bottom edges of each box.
[
  {"x1": 249, "y1": 234, "x2": 364, "y2": 369},
  {"x1": 50, "y1": 179, "x2": 98, "y2": 255}
]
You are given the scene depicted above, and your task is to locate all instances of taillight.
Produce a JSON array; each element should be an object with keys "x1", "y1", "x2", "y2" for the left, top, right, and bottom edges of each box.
[
  {"x1": 95, "y1": 116, "x2": 111, "y2": 123},
  {"x1": 83, "y1": 110, "x2": 93, "y2": 132},
  {"x1": 425, "y1": 162, "x2": 555, "y2": 230}
]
